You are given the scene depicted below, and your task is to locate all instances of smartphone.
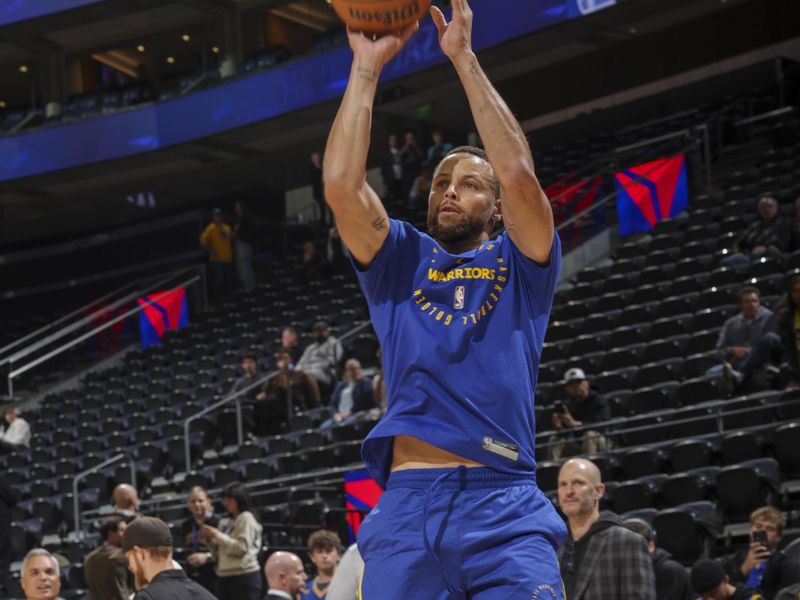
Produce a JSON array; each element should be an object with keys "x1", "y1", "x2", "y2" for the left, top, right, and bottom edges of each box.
[
  {"x1": 554, "y1": 402, "x2": 566, "y2": 414},
  {"x1": 752, "y1": 530, "x2": 768, "y2": 547}
]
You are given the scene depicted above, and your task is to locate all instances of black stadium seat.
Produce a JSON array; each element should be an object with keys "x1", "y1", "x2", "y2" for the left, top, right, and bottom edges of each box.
[{"x1": 715, "y1": 459, "x2": 780, "y2": 523}]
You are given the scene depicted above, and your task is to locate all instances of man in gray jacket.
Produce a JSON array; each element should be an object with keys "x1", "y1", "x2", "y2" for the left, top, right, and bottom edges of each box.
[
  {"x1": 713, "y1": 286, "x2": 780, "y2": 392},
  {"x1": 557, "y1": 458, "x2": 656, "y2": 600},
  {"x1": 297, "y1": 321, "x2": 343, "y2": 390}
]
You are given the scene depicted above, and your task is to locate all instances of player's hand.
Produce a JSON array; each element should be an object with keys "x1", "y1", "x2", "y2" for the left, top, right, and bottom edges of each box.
[
  {"x1": 741, "y1": 541, "x2": 770, "y2": 575},
  {"x1": 347, "y1": 24, "x2": 419, "y2": 72},
  {"x1": 431, "y1": 0, "x2": 474, "y2": 60}
]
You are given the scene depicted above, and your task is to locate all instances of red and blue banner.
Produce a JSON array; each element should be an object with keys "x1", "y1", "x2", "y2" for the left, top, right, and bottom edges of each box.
[
  {"x1": 614, "y1": 154, "x2": 689, "y2": 236},
  {"x1": 344, "y1": 469, "x2": 383, "y2": 542},
  {"x1": 137, "y1": 288, "x2": 189, "y2": 348}
]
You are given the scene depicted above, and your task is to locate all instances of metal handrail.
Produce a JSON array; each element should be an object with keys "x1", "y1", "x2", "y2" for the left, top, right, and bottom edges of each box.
[
  {"x1": 4, "y1": 265, "x2": 199, "y2": 367},
  {"x1": 735, "y1": 105, "x2": 795, "y2": 127},
  {"x1": 7, "y1": 273, "x2": 201, "y2": 397},
  {"x1": 0, "y1": 280, "x2": 138, "y2": 362},
  {"x1": 181, "y1": 320, "x2": 375, "y2": 471},
  {"x1": 72, "y1": 452, "x2": 136, "y2": 536}
]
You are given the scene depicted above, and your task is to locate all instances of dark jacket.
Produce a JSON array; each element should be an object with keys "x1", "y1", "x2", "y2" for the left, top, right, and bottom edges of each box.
[
  {"x1": 133, "y1": 569, "x2": 217, "y2": 600},
  {"x1": 559, "y1": 511, "x2": 656, "y2": 600},
  {"x1": 329, "y1": 378, "x2": 375, "y2": 417},
  {"x1": 721, "y1": 548, "x2": 800, "y2": 599},
  {"x1": 84, "y1": 542, "x2": 131, "y2": 600},
  {"x1": 737, "y1": 217, "x2": 792, "y2": 254},
  {"x1": 566, "y1": 389, "x2": 610, "y2": 425},
  {"x1": 652, "y1": 547, "x2": 692, "y2": 600}
]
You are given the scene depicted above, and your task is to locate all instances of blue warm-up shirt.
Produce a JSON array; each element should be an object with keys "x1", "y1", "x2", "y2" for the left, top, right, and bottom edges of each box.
[{"x1": 353, "y1": 219, "x2": 561, "y2": 488}]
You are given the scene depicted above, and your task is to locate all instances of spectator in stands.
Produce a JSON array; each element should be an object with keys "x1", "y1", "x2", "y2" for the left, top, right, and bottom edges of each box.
[
  {"x1": 301, "y1": 530, "x2": 343, "y2": 600},
  {"x1": 84, "y1": 516, "x2": 131, "y2": 600},
  {"x1": 123, "y1": 516, "x2": 216, "y2": 599},
  {"x1": 19, "y1": 549, "x2": 63, "y2": 600},
  {"x1": 399, "y1": 130, "x2": 424, "y2": 197},
  {"x1": 321, "y1": 359, "x2": 375, "y2": 429},
  {"x1": 297, "y1": 320, "x2": 343, "y2": 390},
  {"x1": 557, "y1": 458, "x2": 655, "y2": 600},
  {"x1": 302, "y1": 241, "x2": 328, "y2": 282},
  {"x1": 326, "y1": 544, "x2": 363, "y2": 600},
  {"x1": 380, "y1": 133, "x2": 404, "y2": 200},
  {"x1": 719, "y1": 506, "x2": 800, "y2": 599},
  {"x1": 775, "y1": 275, "x2": 800, "y2": 388},
  {"x1": 200, "y1": 207, "x2": 235, "y2": 303},
  {"x1": 232, "y1": 353, "x2": 261, "y2": 397},
  {"x1": 280, "y1": 326, "x2": 302, "y2": 363},
  {"x1": 264, "y1": 551, "x2": 308, "y2": 600},
  {"x1": 426, "y1": 129, "x2": 454, "y2": 164},
  {"x1": 0, "y1": 406, "x2": 31, "y2": 452},
  {"x1": 310, "y1": 151, "x2": 330, "y2": 227},
  {"x1": 625, "y1": 518, "x2": 692, "y2": 600},
  {"x1": 409, "y1": 161, "x2": 434, "y2": 208},
  {"x1": 257, "y1": 350, "x2": 321, "y2": 419},
  {"x1": 234, "y1": 200, "x2": 257, "y2": 293},
  {"x1": 712, "y1": 286, "x2": 781, "y2": 393},
  {"x1": 722, "y1": 196, "x2": 791, "y2": 268},
  {"x1": 691, "y1": 559, "x2": 764, "y2": 600},
  {"x1": 548, "y1": 368, "x2": 611, "y2": 459},
  {"x1": 0, "y1": 474, "x2": 20, "y2": 593},
  {"x1": 112, "y1": 483, "x2": 140, "y2": 519},
  {"x1": 181, "y1": 486, "x2": 219, "y2": 592},
  {"x1": 203, "y1": 482, "x2": 263, "y2": 600}
]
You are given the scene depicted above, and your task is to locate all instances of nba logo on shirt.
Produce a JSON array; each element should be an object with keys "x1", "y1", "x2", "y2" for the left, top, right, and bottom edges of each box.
[{"x1": 454, "y1": 286, "x2": 465, "y2": 310}]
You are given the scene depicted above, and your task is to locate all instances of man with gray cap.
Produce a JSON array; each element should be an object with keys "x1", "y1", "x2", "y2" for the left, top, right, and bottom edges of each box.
[
  {"x1": 122, "y1": 516, "x2": 217, "y2": 599},
  {"x1": 691, "y1": 559, "x2": 763, "y2": 600},
  {"x1": 548, "y1": 367, "x2": 611, "y2": 459}
]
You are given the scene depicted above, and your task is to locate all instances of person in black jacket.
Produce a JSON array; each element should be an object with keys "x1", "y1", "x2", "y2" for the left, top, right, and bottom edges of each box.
[
  {"x1": 626, "y1": 518, "x2": 693, "y2": 600},
  {"x1": 321, "y1": 359, "x2": 375, "y2": 429},
  {"x1": 122, "y1": 516, "x2": 217, "y2": 600},
  {"x1": 0, "y1": 474, "x2": 20, "y2": 593},
  {"x1": 549, "y1": 367, "x2": 611, "y2": 459},
  {"x1": 719, "y1": 507, "x2": 800, "y2": 599}
]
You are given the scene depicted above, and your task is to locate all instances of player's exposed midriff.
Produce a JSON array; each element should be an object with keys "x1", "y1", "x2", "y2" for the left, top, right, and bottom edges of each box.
[{"x1": 390, "y1": 434, "x2": 485, "y2": 471}]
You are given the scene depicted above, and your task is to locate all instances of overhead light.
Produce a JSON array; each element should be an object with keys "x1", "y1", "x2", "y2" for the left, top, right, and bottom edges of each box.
[
  {"x1": 181, "y1": 34, "x2": 191, "y2": 42},
  {"x1": 0, "y1": 100, "x2": 5, "y2": 108},
  {"x1": 166, "y1": 56, "x2": 175, "y2": 64},
  {"x1": 19, "y1": 64, "x2": 29, "y2": 73},
  {"x1": 211, "y1": 46, "x2": 220, "y2": 54},
  {"x1": 628, "y1": 27, "x2": 638, "y2": 34},
  {"x1": 136, "y1": 44, "x2": 145, "y2": 52}
]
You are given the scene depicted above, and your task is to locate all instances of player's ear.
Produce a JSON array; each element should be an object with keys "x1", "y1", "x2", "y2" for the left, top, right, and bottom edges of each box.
[{"x1": 493, "y1": 198, "x2": 502, "y2": 222}]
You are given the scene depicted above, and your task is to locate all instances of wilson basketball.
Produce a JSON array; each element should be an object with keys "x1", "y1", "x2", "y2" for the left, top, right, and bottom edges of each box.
[{"x1": 330, "y1": 0, "x2": 431, "y2": 34}]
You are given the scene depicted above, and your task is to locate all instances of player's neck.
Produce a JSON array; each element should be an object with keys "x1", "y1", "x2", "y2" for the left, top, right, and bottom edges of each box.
[
  {"x1": 437, "y1": 231, "x2": 490, "y2": 255},
  {"x1": 315, "y1": 571, "x2": 334, "y2": 584},
  {"x1": 568, "y1": 510, "x2": 599, "y2": 541}
]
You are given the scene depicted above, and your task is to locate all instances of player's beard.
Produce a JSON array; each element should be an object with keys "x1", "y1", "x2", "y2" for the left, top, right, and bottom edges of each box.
[{"x1": 428, "y1": 208, "x2": 492, "y2": 245}]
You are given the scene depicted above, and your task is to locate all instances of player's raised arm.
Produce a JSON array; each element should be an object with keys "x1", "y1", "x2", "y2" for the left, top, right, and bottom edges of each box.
[
  {"x1": 431, "y1": 0, "x2": 554, "y2": 264},
  {"x1": 323, "y1": 25, "x2": 418, "y2": 267}
]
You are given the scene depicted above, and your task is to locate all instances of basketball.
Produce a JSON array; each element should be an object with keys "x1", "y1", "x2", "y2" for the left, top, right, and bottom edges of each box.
[{"x1": 329, "y1": 0, "x2": 432, "y2": 34}]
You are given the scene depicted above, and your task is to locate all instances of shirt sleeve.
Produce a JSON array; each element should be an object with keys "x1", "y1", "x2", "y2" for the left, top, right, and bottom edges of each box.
[
  {"x1": 505, "y1": 232, "x2": 562, "y2": 315},
  {"x1": 350, "y1": 219, "x2": 421, "y2": 307}
]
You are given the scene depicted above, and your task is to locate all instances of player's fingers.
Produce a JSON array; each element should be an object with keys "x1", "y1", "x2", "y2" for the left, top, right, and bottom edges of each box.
[{"x1": 430, "y1": 6, "x2": 447, "y2": 35}]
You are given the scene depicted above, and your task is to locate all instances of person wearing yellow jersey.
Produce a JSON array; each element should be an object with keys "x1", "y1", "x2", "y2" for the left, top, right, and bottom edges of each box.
[
  {"x1": 300, "y1": 530, "x2": 342, "y2": 600},
  {"x1": 200, "y1": 208, "x2": 234, "y2": 302}
]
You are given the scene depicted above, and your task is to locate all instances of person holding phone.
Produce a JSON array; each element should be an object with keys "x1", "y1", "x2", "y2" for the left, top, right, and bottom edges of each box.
[
  {"x1": 719, "y1": 506, "x2": 800, "y2": 598},
  {"x1": 548, "y1": 368, "x2": 611, "y2": 459}
]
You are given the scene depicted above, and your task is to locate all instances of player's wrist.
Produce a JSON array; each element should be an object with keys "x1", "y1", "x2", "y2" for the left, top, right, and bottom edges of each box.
[{"x1": 451, "y1": 49, "x2": 477, "y2": 70}]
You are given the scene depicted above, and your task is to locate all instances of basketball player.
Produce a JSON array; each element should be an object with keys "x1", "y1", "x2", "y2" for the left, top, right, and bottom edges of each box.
[{"x1": 323, "y1": 1, "x2": 566, "y2": 598}]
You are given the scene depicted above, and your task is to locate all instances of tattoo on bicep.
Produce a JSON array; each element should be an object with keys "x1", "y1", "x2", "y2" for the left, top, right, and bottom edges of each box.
[
  {"x1": 357, "y1": 67, "x2": 378, "y2": 83},
  {"x1": 372, "y1": 217, "x2": 387, "y2": 231}
]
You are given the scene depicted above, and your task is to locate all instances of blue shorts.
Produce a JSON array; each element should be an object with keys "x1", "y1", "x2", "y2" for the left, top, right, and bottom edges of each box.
[{"x1": 357, "y1": 466, "x2": 567, "y2": 600}]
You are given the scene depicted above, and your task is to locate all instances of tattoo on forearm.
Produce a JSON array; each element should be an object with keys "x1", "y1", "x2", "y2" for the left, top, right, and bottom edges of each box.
[
  {"x1": 357, "y1": 67, "x2": 378, "y2": 83},
  {"x1": 372, "y1": 217, "x2": 387, "y2": 231},
  {"x1": 469, "y1": 60, "x2": 479, "y2": 76}
]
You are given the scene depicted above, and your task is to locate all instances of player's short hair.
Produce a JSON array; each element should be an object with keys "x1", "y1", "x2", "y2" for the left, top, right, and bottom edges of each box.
[
  {"x1": 738, "y1": 285, "x2": 761, "y2": 301},
  {"x1": 441, "y1": 146, "x2": 501, "y2": 198},
  {"x1": 307, "y1": 529, "x2": 343, "y2": 554},
  {"x1": 22, "y1": 549, "x2": 60, "y2": 576},
  {"x1": 99, "y1": 516, "x2": 126, "y2": 541},
  {"x1": 750, "y1": 506, "x2": 785, "y2": 535}
]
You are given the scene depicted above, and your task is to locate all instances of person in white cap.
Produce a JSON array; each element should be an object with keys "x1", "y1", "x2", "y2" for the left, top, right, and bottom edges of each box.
[{"x1": 548, "y1": 367, "x2": 611, "y2": 459}]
